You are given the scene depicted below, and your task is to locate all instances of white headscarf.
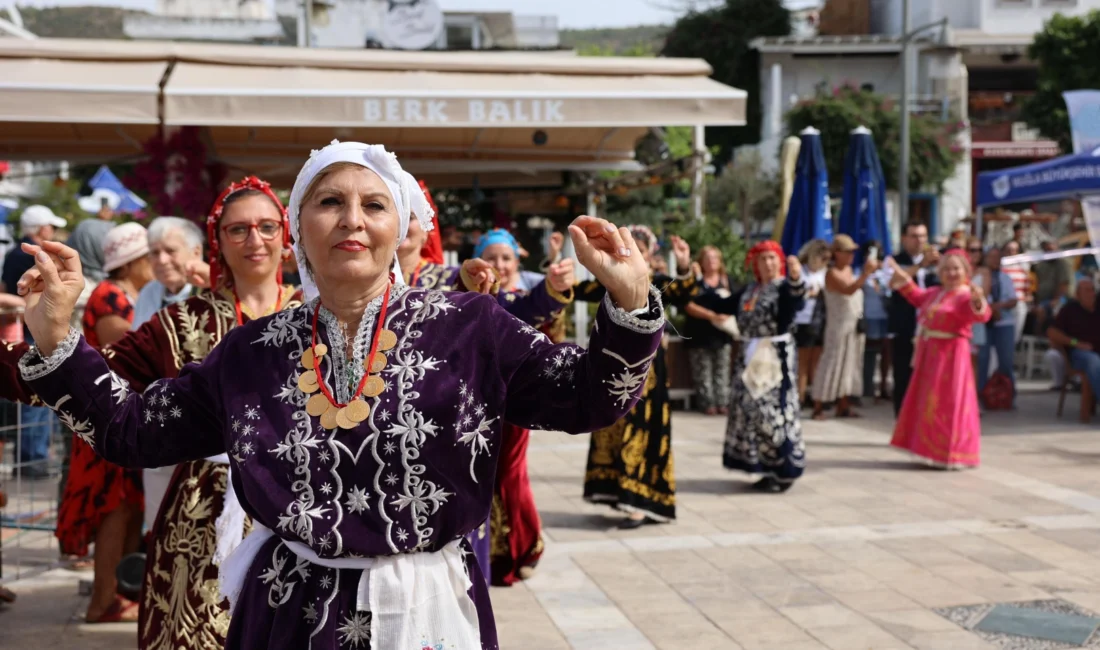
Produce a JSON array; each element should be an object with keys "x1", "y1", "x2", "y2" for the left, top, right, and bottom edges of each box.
[
  {"x1": 399, "y1": 169, "x2": 435, "y2": 227},
  {"x1": 287, "y1": 140, "x2": 433, "y2": 302}
]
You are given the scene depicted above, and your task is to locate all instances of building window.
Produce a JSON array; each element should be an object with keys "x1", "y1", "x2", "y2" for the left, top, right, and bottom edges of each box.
[
  {"x1": 996, "y1": 0, "x2": 1032, "y2": 6},
  {"x1": 1040, "y1": 0, "x2": 1077, "y2": 5}
]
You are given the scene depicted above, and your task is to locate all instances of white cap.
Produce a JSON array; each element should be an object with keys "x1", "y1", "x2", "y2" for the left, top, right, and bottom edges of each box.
[
  {"x1": 20, "y1": 205, "x2": 66, "y2": 231},
  {"x1": 102, "y1": 222, "x2": 151, "y2": 273}
]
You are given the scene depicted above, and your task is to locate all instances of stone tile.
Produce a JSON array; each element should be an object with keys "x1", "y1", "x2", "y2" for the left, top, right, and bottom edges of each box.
[
  {"x1": 756, "y1": 586, "x2": 838, "y2": 608},
  {"x1": 865, "y1": 609, "x2": 962, "y2": 641},
  {"x1": 778, "y1": 603, "x2": 867, "y2": 629},
  {"x1": 906, "y1": 631, "x2": 998, "y2": 649},
  {"x1": 805, "y1": 623, "x2": 911, "y2": 650},
  {"x1": 829, "y1": 589, "x2": 923, "y2": 613}
]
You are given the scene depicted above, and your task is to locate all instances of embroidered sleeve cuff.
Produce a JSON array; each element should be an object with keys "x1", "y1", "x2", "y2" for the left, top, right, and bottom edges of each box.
[
  {"x1": 603, "y1": 285, "x2": 664, "y2": 334},
  {"x1": 18, "y1": 327, "x2": 81, "y2": 382},
  {"x1": 546, "y1": 283, "x2": 574, "y2": 305}
]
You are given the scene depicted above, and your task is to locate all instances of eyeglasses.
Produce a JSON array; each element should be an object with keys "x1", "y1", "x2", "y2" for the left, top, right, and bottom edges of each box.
[
  {"x1": 967, "y1": 248, "x2": 983, "y2": 253},
  {"x1": 221, "y1": 220, "x2": 282, "y2": 244}
]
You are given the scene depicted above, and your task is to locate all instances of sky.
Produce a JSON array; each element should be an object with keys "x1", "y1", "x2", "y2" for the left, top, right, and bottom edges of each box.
[{"x1": 7, "y1": 0, "x2": 816, "y2": 29}]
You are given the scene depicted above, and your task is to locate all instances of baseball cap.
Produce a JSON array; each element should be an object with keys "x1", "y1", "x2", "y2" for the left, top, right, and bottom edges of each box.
[{"x1": 20, "y1": 205, "x2": 67, "y2": 231}]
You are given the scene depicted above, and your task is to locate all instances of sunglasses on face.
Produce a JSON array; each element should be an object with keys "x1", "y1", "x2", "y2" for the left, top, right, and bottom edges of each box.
[
  {"x1": 221, "y1": 220, "x2": 283, "y2": 244},
  {"x1": 968, "y1": 248, "x2": 982, "y2": 253}
]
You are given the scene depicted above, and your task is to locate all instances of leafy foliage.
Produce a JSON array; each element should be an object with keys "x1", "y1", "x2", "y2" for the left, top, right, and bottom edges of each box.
[
  {"x1": 17, "y1": 5, "x2": 144, "y2": 39},
  {"x1": 661, "y1": 0, "x2": 792, "y2": 167},
  {"x1": 668, "y1": 216, "x2": 749, "y2": 282},
  {"x1": 1021, "y1": 11, "x2": 1100, "y2": 152},
  {"x1": 785, "y1": 85, "x2": 965, "y2": 192},
  {"x1": 561, "y1": 25, "x2": 669, "y2": 56},
  {"x1": 706, "y1": 150, "x2": 780, "y2": 238}
]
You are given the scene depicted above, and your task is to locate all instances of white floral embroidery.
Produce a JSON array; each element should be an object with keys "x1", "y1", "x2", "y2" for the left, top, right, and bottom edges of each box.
[
  {"x1": 382, "y1": 441, "x2": 396, "y2": 455},
  {"x1": 601, "y1": 349, "x2": 657, "y2": 408},
  {"x1": 303, "y1": 602, "x2": 319, "y2": 623},
  {"x1": 144, "y1": 381, "x2": 183, "y2": 428},
  {"x1": 271, "y1": 412, "x2": 328, "y2": 544},
  {"x1": 258, "y1": 545, "x2": 311, "y2": 609},
  {"x1": 337, "y1": 612, "x2": 371, "y2": 648},
  {"x1": 244, "y1": 405, "x2": 260, "y2": 420},
  {"x1": 454, "y1": 380, "x2": 495, "y2": 483},
  {"x1": 48, "y1": 394, "x2": 94, "y2": 445},
  {"x1": 319, "y1": 575, "x2": 333, "y2": 590},
  {"x1": 93, "y1": 371, "x2": 130, "y2": 404},
  {"x1": 318, "y1": 532, "x2": 332, "y2": 550},
  {"x1": 542, "y1": 347, "x2": 583, "y2": 383},
  {"x1": 518, "y1": 322, "x2": 550, "y2": 345},
  {"x1": 318, "y1": 448, "x2": 332, "y2": 463},
  {"x1": 345, "y1": 486, "x2": 370, "y2": 514},
  {"x1": 320, "y1": 482, "x2": 333, "y2": 495}
]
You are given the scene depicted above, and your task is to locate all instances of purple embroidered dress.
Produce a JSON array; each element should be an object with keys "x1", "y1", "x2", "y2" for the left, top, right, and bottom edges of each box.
[{"x1": 19, "y1": 285, "x2": 662, "y2": 650}]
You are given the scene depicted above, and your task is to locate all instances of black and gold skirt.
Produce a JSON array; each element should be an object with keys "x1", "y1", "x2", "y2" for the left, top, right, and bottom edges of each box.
[{"x1": 582, "y1": 352, "x2": 676, "y2": 521}]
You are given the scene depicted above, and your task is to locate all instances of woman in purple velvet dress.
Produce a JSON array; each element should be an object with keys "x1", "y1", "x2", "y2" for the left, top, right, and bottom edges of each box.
[{"x1": 12, "y1": 141, "x2": 663, "y2": 650}]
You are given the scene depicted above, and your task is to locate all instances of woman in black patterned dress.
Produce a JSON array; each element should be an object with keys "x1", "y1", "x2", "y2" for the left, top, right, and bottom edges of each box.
[{"x1": 576, "y1": 227, "x2": 696, "y2": 528}]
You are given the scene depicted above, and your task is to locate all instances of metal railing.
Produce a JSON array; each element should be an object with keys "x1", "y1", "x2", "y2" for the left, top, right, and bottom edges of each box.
[{"x1": 0, "y1": 307, "x2": 68, "y2": 584}]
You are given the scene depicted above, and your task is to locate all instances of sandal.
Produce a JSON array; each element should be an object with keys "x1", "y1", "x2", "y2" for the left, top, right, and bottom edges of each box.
[
  {"x1": 837, "y1": 409, "x2": 862, "y2": 419},
  {"x1": 0, "y1": 586, "x2": 15, "y2": 604},
  {"x1": 87, "y1": 595, "x2": 139, "y2": 623}
]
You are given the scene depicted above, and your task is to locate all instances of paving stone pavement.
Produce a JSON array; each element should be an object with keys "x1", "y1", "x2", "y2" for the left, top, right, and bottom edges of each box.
[{"x1": 4, "y1": 385, "x2": 1100, "y2": 649}]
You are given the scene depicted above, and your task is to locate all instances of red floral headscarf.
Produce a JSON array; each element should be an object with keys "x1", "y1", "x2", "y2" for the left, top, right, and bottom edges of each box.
[
  {"x1": 746, "y1": 240, "x2": 786, "y2": 281},
  {"x1": 205, "y1": 176, "x2": 289, "y2": 289},
  {"x1": 418, "y1": 180, "x2": 444, "y2": 265}
]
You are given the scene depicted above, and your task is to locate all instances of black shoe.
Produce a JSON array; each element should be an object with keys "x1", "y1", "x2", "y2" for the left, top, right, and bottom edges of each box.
[
  {"x1": 752, "y1": 477, "x2": 793, "y2": 493},
  {"x1": 617, "y1": 516, "x2": 657, "y2": 530}
]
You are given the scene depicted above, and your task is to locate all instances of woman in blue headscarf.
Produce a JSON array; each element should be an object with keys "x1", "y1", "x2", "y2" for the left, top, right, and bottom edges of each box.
[{"x1": 476, "y1": 228, "x2": 577, "y2": 585}]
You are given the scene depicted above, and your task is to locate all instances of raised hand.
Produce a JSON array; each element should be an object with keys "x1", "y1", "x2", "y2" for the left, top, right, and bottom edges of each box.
[
  {"x1": 15, "y1": 241, "x2": 84, "y2": 356},
  {"x1": 460, "y1": 258, "x2": 497, "y2": 295},
  {"x1": 547, "y1": 258, "x2": 575, "y2": 293},
  {"x1": 786, "y1": 255, "x2": 802, "y2": 282},
  {"x1": 548, "y1": 231, "x2": 565, "y2": 263},
  {"x1": 670, "y1": 235, "x2": 691, "y2": 272},
  {"x1": 568, "y1": 215, "x2": 650, "y2": 312},
  {"x1": 885, "y1": 257, "x2": 911, "y2": 289},
  {"x1": 184, "y1": 260, "x2": 211, "y2": 289}
]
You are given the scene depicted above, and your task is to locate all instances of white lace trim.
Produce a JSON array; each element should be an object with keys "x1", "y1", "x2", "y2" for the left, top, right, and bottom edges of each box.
[
  {"x1": 603, "y1": 285, "x2": 664, "y2": 334},
  {"x1": 312, "y1": 285, "x2": 410, "y2": 404},
  {"x1": 18, "y1": 327, "x2": 80, "y2": 382}
]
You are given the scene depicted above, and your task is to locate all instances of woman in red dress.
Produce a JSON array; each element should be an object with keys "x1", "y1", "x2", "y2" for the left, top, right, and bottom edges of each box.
[
  {"x1": 60, "y1": 222, "x2": 153, "y2": 622},
  {"x1": 477, "y1": 228, "x2": 575, "y2": 585}
]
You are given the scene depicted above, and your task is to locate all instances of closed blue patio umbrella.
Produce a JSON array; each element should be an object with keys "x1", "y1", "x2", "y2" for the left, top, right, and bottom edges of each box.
[
  {"x1": 838, "y1": 125, "x2": 891, "y2": 267},
  {"x1": 780, "y1": 126, "x2": 833, "y2": 257}
]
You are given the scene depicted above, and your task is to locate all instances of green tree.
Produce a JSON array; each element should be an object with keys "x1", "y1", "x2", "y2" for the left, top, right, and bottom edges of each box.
[
  {"x1": 1021, "y1": 11, "x2": 1100, "y2": 152},
  {"x1": 785, "y1": 86, "x2": 965, "y2": 193},
  {"x1": 661, "y1": 0, "x2": 791, "y2": 167}
]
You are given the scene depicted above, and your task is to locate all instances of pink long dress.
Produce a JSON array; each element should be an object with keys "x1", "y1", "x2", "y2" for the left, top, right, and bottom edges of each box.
[{"x1": 890, "y1": 281, "x2": 992, "y2": 468}]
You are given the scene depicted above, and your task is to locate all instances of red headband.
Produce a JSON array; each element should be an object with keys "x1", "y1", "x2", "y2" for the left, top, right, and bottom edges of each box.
[
  {"x1": 746, "y1": 240, "x2": 786, "y2": 281},
  {"x1": 418, "y1": 180, "x2": 444, "y2": 265},
  {"x1": 205, "y1": 176, "x2": 289, "y2": 289}
]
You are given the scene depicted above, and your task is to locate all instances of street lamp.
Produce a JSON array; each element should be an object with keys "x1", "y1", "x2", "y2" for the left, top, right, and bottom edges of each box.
[{"x1": 898, "y1": 1, "x2": 950, "y2": 227}]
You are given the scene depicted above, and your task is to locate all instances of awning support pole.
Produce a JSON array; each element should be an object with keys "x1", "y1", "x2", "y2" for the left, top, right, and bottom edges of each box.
[
  {"x1": 693, "y1": 124, "x2": 706, "y2": 221},
  {"x1": 573, "y1": 187, "x2": 598, "y2": 348}
]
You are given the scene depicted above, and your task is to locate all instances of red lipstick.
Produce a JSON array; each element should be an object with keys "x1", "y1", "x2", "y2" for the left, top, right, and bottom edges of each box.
[{"x1": 335, "y1": 240, "x2": 368, "y2": 252}]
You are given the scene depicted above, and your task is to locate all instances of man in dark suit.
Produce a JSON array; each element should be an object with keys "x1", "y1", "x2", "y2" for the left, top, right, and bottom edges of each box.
[{"x1": 888, "y1": 221, "x2": 940, "y2": 415}]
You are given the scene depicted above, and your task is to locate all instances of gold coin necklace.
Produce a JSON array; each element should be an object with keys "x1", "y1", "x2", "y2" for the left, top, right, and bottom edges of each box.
[{"x1": 300, "y1": 283, "x2": 395, "y2": 431}]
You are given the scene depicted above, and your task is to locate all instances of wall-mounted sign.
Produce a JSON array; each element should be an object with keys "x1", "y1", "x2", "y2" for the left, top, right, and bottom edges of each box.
[{"x1": 364, "y1": 98, "x2": 567, "y2": 124}]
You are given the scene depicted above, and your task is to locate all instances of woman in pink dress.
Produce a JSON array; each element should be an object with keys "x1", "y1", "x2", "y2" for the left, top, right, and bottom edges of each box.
[{"x1": 886, "y1": 249, "x2": 992, "y2": 469}]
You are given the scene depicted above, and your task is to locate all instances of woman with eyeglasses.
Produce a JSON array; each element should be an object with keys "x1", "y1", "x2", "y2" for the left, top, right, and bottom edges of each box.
[{"x1": 0, "y1": 177, "x2": 301, "y2": 645}]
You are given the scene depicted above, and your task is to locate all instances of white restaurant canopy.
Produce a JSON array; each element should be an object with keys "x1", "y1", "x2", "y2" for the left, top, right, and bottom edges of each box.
[{"x1": 0, "y1": 38, "x2": 747, "y2": 185}]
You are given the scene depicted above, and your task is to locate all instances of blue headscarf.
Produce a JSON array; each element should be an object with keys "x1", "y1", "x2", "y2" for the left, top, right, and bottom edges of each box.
[{"x1": 474, "y1": 228, "x2": 520, "y2": 259}]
